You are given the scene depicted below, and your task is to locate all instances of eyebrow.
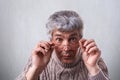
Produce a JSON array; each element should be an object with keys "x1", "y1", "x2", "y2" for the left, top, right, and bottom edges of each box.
[
  {"x1": 70, "y1": 33, "x2": 78, "y2": 37},
  {"x1": 54, "y1": 33, "x2": 78, "y2": 38},
  {"x1": 54, "y1": 34, "x2": 63, "y2": 37}
]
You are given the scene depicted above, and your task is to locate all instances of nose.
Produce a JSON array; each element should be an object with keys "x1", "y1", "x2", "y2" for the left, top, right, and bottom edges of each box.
[
  {"x1": 62, "y1": 40, "x2": 70, "y2": 51},
  {"x1": 63, "y1": 46, "x2": 70, "y2": 51}
]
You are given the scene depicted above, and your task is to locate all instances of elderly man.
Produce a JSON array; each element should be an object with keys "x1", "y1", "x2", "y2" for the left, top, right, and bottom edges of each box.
[{"x1": 16, "y1": 10, "x2": 110, "y2": 80}]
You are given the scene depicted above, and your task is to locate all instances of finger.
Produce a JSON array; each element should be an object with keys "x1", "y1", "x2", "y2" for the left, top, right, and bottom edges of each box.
[
  {"x1": 79, "y1": 38, "x2": 86, "y2": 52},
  {"x1": 47, "y1": 42, "x2": 55, "y2": 49},
  {"x1": 79, "y1": 38, "x2": 86, "y2": 43},
  {"x1": 40, "y1": 41, "x2": 55, "y2": 51},
  {"x1": 88, "y1": 46, "x2": 98, "y2": 54},
  {"x1": 44, "y1": 42, "x2": 53, "y2": 52},
  {"x1": 32, "y1": 47, "x2": 46, "y2": 56},
  {"x1": 82, "y1": 51, "x2": 89, "y2": 61},
  {"x1": 79, "y1": 41, "x2": 84, "y2": 52},
  {"x1": 38, "y1": 42, "x2": 50, "y2": 51},
  {"x1": 47, "y1": 41, "x2": 53, "y2": 45},
  {"x1": 41, "y1": 41, "x2": 55, "y2": 54},
  {"x1": 85, "y1": 42, "x2": 96, "y2": 52},
  {"x1": 83, "y1": 39, "x2": 94, "y2": 47}
]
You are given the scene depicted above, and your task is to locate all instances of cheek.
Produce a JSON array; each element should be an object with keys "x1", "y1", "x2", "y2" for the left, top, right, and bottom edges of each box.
[
  {"x1": 54, "y1": 46, "x2": 62, "y2": 52},
  {"x1": 54, "y1": 46, "x2": 63, "y2": 58},
  {"x1": 70, "y1": 42, "x2": 80, "y2": 50}
]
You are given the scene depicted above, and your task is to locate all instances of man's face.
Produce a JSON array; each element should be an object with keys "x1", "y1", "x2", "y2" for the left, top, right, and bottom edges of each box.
[{"x1": 51, "y1": 29, "x2": 82, "y2": 64}]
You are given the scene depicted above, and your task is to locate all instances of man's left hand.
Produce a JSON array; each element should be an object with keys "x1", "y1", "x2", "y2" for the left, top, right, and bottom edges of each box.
[{"x1": 79, "y1": 39, "x2": 101, "y2": 75}]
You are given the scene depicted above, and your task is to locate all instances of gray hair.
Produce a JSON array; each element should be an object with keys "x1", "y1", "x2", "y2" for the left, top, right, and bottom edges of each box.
[{"x1": 46, "y1": 10, "x2": 83, "y2": 38}]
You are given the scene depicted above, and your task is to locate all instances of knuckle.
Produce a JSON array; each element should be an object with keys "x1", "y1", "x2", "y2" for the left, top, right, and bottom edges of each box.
[{"x1": 32, "y1": 49, "x2": 37, "y2": 55}]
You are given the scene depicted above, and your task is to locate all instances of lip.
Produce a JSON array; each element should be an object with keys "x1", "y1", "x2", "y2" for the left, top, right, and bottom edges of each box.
[
  {"x1": 63, "y1": 54, "x2": 71, "y2": 57},
  {"x1": 63, "y1": 55, "x2": 72, "y2": 59}
]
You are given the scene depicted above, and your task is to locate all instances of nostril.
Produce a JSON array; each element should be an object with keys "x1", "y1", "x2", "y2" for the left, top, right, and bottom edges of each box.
[{"x1": 63, "y1": 46, "x2": 70, "y2": 51}]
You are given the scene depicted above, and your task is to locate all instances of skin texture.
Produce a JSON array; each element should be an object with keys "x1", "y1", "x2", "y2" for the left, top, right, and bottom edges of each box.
[
  {"x1": 79, "y1": 39, "x2": 101, "y2": 75},
  {"x1": 51, "y1": 29, "x2": 81, "y2": 64},
  {"x1": 26, "y1": 29, "x2": 101, "y2": 80}
]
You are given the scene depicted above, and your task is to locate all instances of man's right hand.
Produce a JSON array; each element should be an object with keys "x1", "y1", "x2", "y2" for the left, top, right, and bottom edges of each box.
[{"x1": 26, "y1": 41, "x2": 54, "y2": 80}]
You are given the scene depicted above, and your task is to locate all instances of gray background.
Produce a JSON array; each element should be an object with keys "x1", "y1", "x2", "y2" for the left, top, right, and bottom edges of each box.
[{"x1": 0, "y1": 0, "x2": 120, "y2": 80}]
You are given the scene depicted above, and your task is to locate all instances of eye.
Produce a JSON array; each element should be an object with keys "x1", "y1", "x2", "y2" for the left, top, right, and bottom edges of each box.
[
  {"x1": 69, "y1": 37, "x2": 77, "y2": 42},
  {"x1": 55, "y1": 38, "x2": 63, "y2": 42}
]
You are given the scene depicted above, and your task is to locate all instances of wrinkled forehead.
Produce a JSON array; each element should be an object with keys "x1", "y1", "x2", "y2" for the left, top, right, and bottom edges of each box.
[{"x1": 52, "y1": 28, "x2": 80, "y2": 37}]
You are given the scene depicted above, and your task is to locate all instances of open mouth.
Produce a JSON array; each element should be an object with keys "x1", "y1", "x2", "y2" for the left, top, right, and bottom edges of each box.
[
  {"x1": 63, "y1": 55, "x2": 72, "y2": 60},
  {"x1": 62, "y1": 51, "x2": 74, "y2": 59}
]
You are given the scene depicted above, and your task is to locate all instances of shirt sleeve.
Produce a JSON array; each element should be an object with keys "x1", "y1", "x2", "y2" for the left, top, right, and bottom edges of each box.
[
  {"x1": 15, "y1": 56, "x2": 50, "y2": 80},
  {"x1": 88, "y1": 58, "x2": 110, "y2": 80},
  {"x1": 15, "y1": 57, "x2": 33, "y2": 80}
]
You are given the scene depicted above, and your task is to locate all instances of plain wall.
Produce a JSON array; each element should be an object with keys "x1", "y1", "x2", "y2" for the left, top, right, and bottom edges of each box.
[{"x1": 0, "y1": 0, "x2": 120, "y2": 80}]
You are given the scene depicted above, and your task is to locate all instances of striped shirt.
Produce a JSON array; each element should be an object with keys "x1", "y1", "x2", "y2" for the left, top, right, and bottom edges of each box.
[{"x1": 16, "y1": 50, "x2": 110, "y2": 80}]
